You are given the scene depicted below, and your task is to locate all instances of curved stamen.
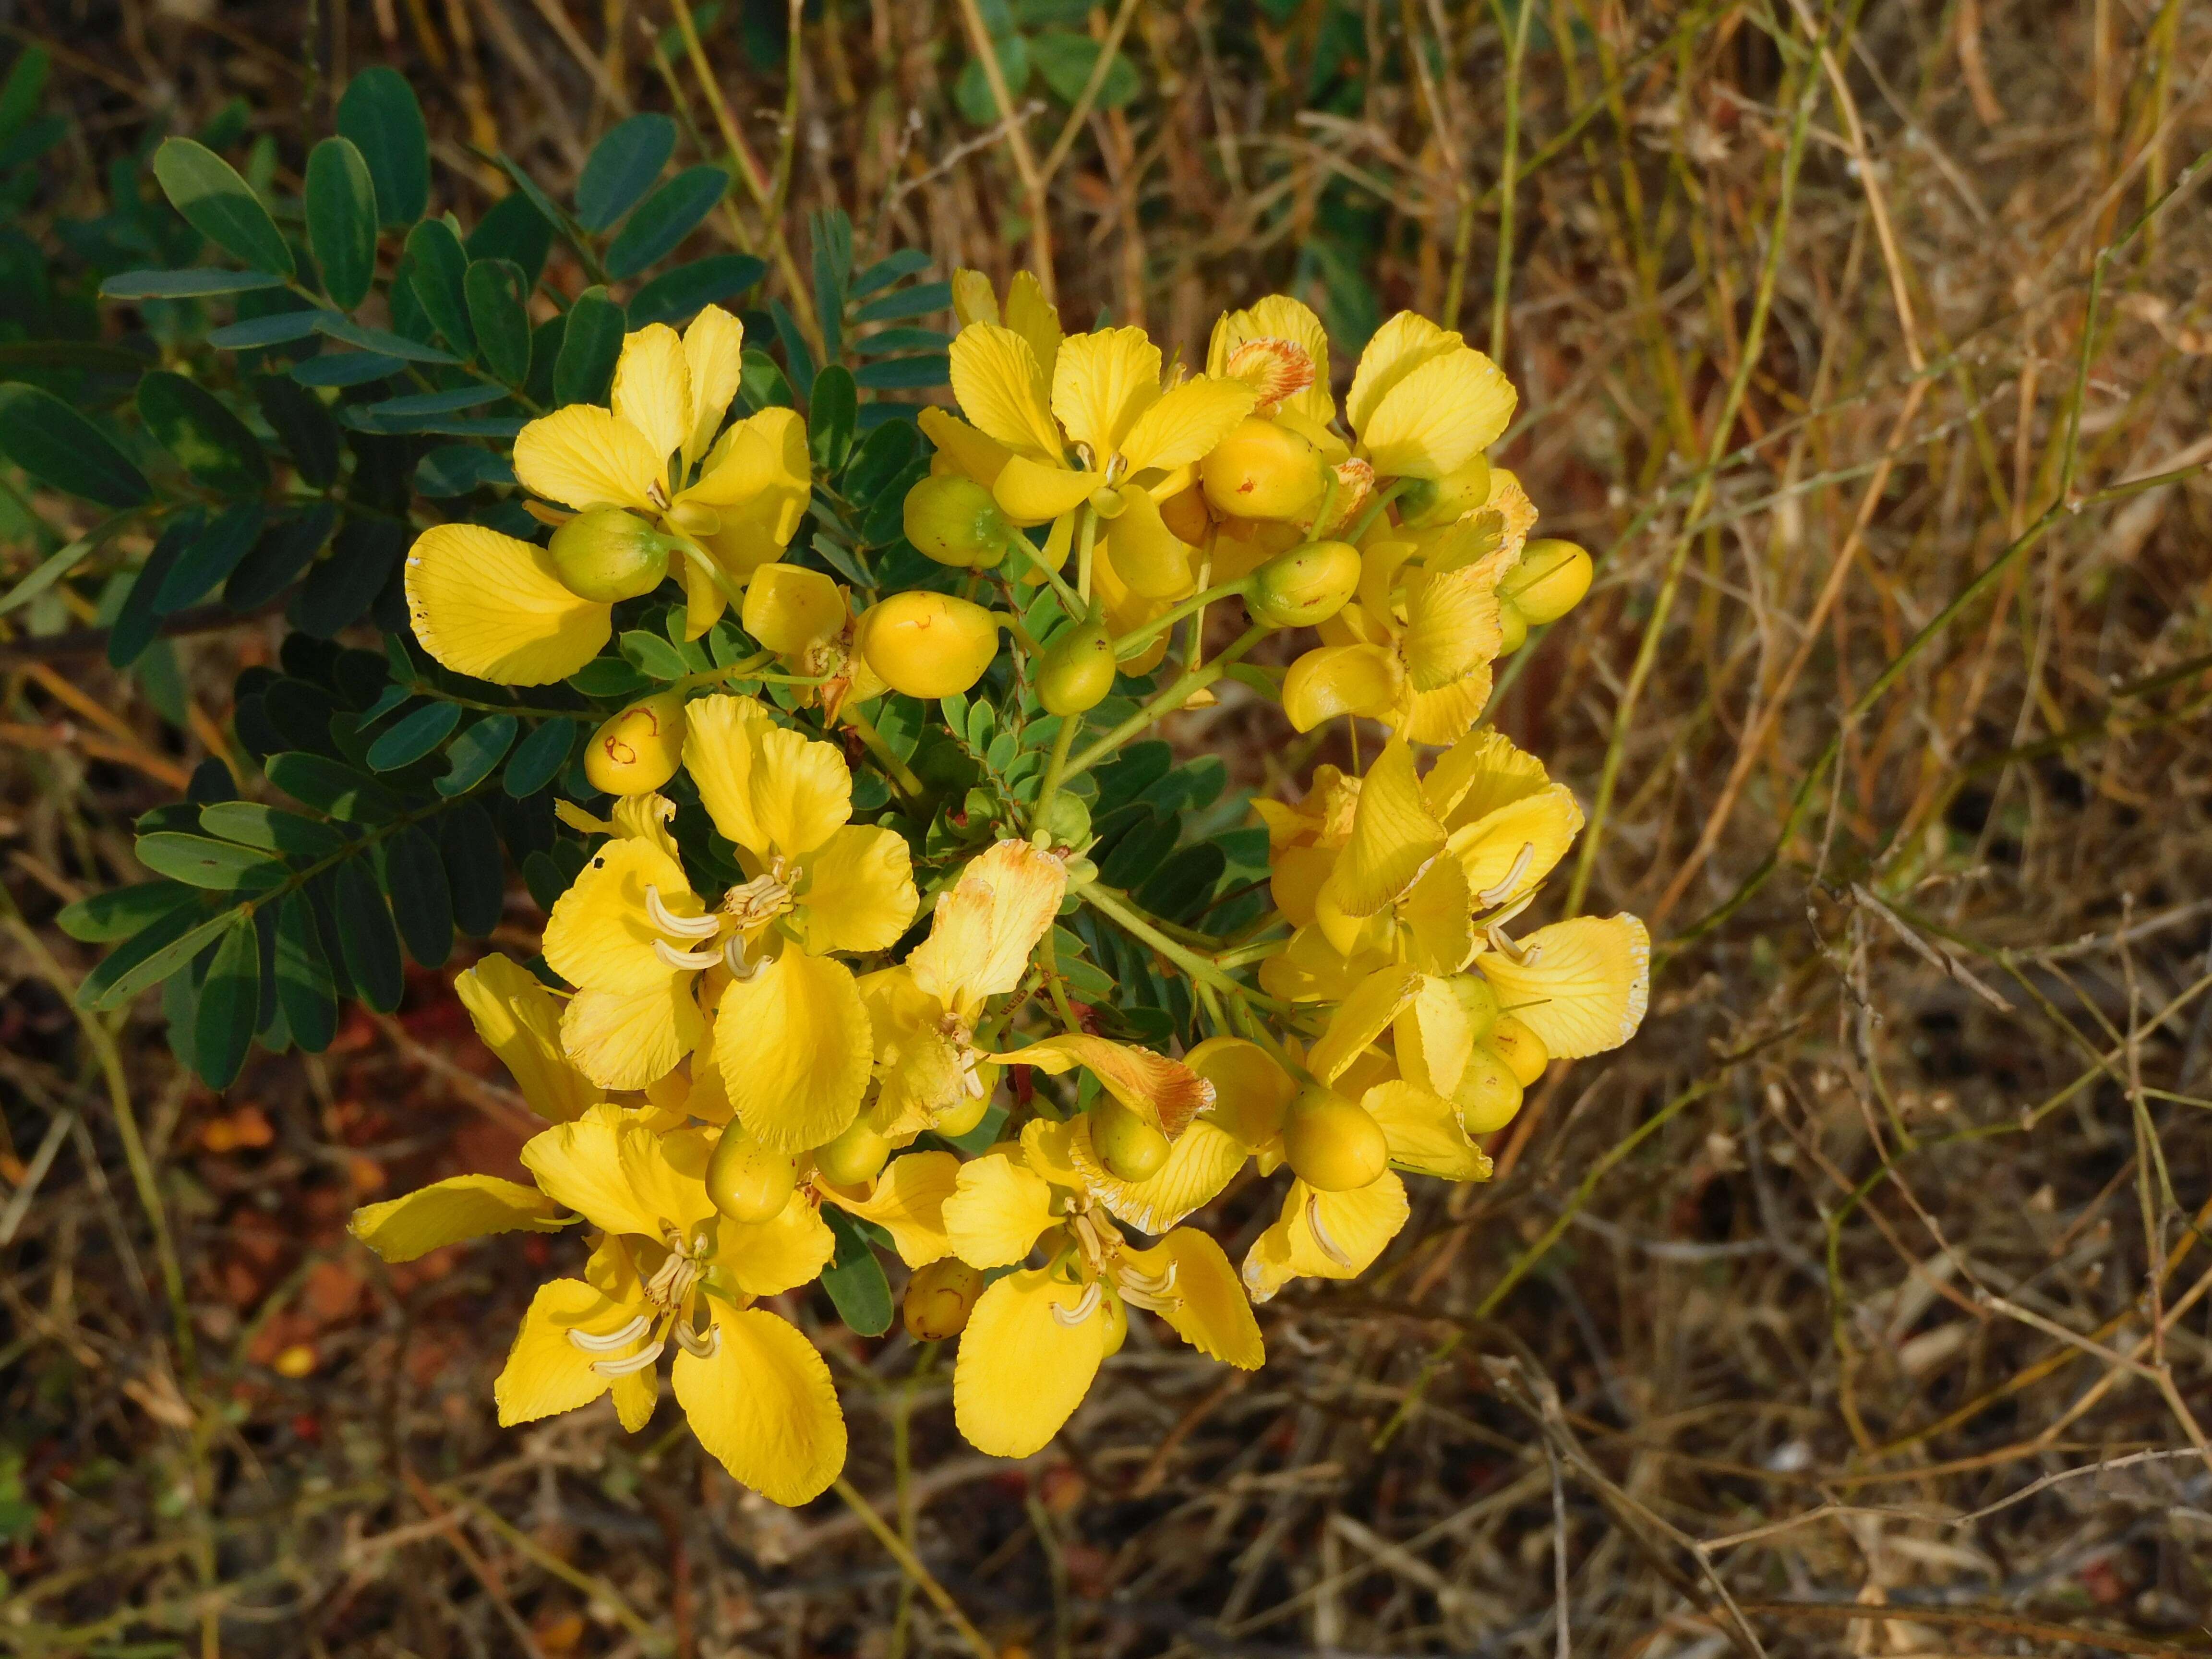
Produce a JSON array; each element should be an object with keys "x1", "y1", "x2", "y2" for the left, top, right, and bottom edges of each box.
[
  {"x1": 1475, "y1": 842, "x2": 1537, "y2": 908},
  {"x1": 1049, "y1": 1283, "x2": 1103, "y2": 1327},
  {"x1": 566, "y1": 1314, "x2": 652, "y2": 1353},
  {"x1": 1117, "y1": 1260, "x2": 1178, "y2": 1298},
  {"x1": 1306, "y1": 1193, "x2": 1354, "y2": 1267},
  {"x1": 673, "y1": 1320, "x2": 721, "y2": 1359},
  {"x1": 723, "y1": 934, "x2": 763, "y2": 981},
  {"x1": 1118, "y1": 1283, "x2": 1181, "y2": 1315},
  {"x1": 647, "y1": 884, "x2": 721, "y2": 939},
  {"x1": 591, "y1": 1335, "x2": 668, "y2": 1377},
  {"x1": 654, "y1": 939, "x2": 723, "y2": 971}
]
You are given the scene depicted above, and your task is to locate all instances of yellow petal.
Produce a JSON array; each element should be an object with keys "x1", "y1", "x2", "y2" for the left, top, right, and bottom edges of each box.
[
  {"x1": 1364, "y1": 1080, "x2": 1488, "y2": 1180},
  {"x1": 349, "y1": 1174, "x2": 570, "y2": 1263},
  {"x1": 404, "y1": 524, "x2": 611, "y2": 686},
  {"x1": 561, "y1": 981, "x2": 704, "y2": 1093},
  {"x1": 1270, "y1": 842, "x2": 1334, "y2": 930},
  {"x1": 1344, "y1": 312, "x2": 1460, "y2": 437},
  {"x1": 1401, "y1": 562, "x2": 1504, "y2": 690},
  {"x1": 949, "y1": 322, "x2": 1063, "y2": 458},
  {"x1": 943, "y1": 1151, "x2": 1058, "y2": 1268},
  {"x1": 742, "y1": 561, "x2": 848, "y2": 654},
  {"x1": 1399, "y1": 853, "x2": 1476, "y2": 976},
  {"x1": 1006, "y1": 1034, "x2": 1214, "y2": 1139},
  {"x1": 543, "y1": 835, "x2": 699, "y2": 994},
  {"x1": 512, "y1": 403, "x2": 664, "y2": 513},
  {"x1": 611, "y1": 1367, "x2": 660, "y2": 1432},
  {"x1": 454, "y1": 953, "x2": 597, "y2": 1122},
  {"x1": 992, "y1": 454, "x2": 1098, "y2": 526},
  {"x1": 684, "y1": 405, "x2": 809, "y2": 511},
  {"x1": 1241, "y1": 1174, "x2": 1409, "y2": 1302},
  {"x1": 917, "y1": 406, "x2": 1013, "y2": 489},
  {"x1": 1117, "y1": 374, "x2": 1257, "y2": 474},
  {"x1": 522, "y1": 1102, "x2": 717, "y2": 1238},
  {"x1": 1449, "y1": 783, "x2": 1583, "y2": 906},
  {"x1": 1355, "y1": 538, "x2": 1419, "y2": 624},
  {"x1": 612, "y1": 791, "x2": 686, "y2": 860},
  {"x1": 1432, "y1": 730, "x2": 1550, "y2": 828},
  {"x1": 494, "y1": 1277, "x2": 642, "y2": 1425},
  {"x1": 1400, "y1": 669, "x2": 1493, "y2": 746},
  {"x1": 681, "y1": 305, "x2": 745, "y2": 463},
  {"x1": 906, "y1": 840, "x2": 1068, "y2": 1020},
  {"x1": 1360, "y1": 344, "x2": 1516, "y2": 480},
  {"x1": 681, "y1": 548, "x2": 727, "y2": 637},
  {"x1": 1207, "y1": 294, "x2": 1334, "y2": 424},
  {"x1": 1329, "y1": 739, "x2": 1447, "y2": 917},
  {"x1": 683, "y1": 694, "x2": 851, "y2": 859},
  {"x1": 1003, "y1": 269, "x2": 1064, "y2": 378},
  {"x1": 1305, "y1": 964, "x2": 1423, "y2": 1084},
  {"x1": 1102, "y1": 484, "x2": 1198, "y2": 600},
  {"x1": 819, "y1": 1150, "x2": 960, "y2": 1267},
  {"x1": 1121, "y1": 1229, "x2": 1262, "y2": 1368},
  {"x1": 1477, "y1": 915, "x2": 1650, "y2": 1058},
  {"x1": 611, "y1": 323, "x2": 691, "y2": 479},
  {"x1": 802, "y1": 825, "x2": 919, "y2": 955},
  {"x1": 951, "y1": 268, "x2": 999, "y2": 327},
  {"x1": 711, "y1": 1186, "x2": 837, "y2": 1295},
  {"x1": 1051, "y1": 326, "x2": 1161, "y2": 462},
  {"x1": 714, "y1": 948, "x2": 872, "y2": 1150},
  {"x1": 673, "y1": 1307, "x2": 846, "y2": 1505},
  {"x1": 1281, "y1": 644, "x2": 1403, "y2": 733},
  {"x1": 952, "y1": 1268, "x2": 1108, "y2": 1457},
  {"x1": 1256, "y1": 922, "x2": 1389, "y2": 1005},
  {"x1": 1393, "y1": 974, "x2": 1473, "y2": 1097},
  {"x1": 1067, "y1": 1115, "x2": 1249, "y2": 1235}
]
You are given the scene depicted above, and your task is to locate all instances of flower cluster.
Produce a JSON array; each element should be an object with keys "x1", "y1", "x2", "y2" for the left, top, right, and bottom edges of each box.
[{"x1": 353, "y1": 280, "x2": 1644, "y2": 1507}]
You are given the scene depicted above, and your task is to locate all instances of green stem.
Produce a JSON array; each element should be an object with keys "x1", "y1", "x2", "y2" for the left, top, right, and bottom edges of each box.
[
  {"x1": 1026, "y1": 715, "x2": 1082, "y2": 842},
  {"x1": 1005, "y1": 529, "x2": 1085, "y2": 616},
  {"x1": 1081, "y1": 883, "x2": 1267, "y2": 1003},
  {"x1": 672, "y1": 535, "x2": 750, "y2": 613},
  {"x1": 1342, "y1": 479, "x2": 1408, "y2": 548},
  {"x1": 674, "y1": 651, "x2": 776, "y2": 693},
  {"x1": 1111, "y1": 576, "x2": 1249, "y2": 660},
  {"x1": 843, "y1": 708, "x2": 926, "y2": 800},
  {"x1": 1073, "y1": 505, "x2": 1099, "y2": 606},
  {"x1": 1063, "y1": 624, "x2": 1267, "y2": 781}
]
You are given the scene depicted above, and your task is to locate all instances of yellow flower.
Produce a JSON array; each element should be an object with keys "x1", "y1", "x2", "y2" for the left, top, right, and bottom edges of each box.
[
  {"x1": 1342, "y1": 311, "x2": 1517, "y2": 482},
  {"x1": 942, "y1": 1118, "x2": 1262, "y2": 1458},
  {"x1": 738, "y1": 562, "x2": 887, "y2": 724},
  {"x1": 944, "y1": 312, "x2": 1255, "y2": 601},
  {"x1": 404, "y1": 308, "x2": 811, "y2": 684},
  {"x1": 453, "y1": 952, "x2": 600, "y2": 1122},
  {"x1": 861, "y1": 838, "x2": 1068, "y2": 1137}
]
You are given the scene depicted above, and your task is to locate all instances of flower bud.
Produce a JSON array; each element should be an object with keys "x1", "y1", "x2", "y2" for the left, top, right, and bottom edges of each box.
[
  {"x1": 1395, "y1": 455, "x2": 1492, "y2": 530},
  {"x1": 1091, "y1": 1095, "x2": 1170, "y2": 1182},
  {"x1": 705, "y1": 1123, "x2": 801, "y2": 1224},
  {"x1": 1188, "y1": 1036, "x2": 1293, "y2": 1146},
  {"x1": 935, "y1": 1087, "x2": 993, "y2": 1139},
  {"x1": 1486, "y1": 1013, "x2": 1549, "y2": 1086},
  {"x1": 1036, "y1": 619, "x2": 1117, "y2": 715},
  {"x1": 584, "y1": 691, "x2": 686, "y2": 795},
  {"x1": 549, "y1": 508, "x2": 671, "y2": 602},
  {"x1": 1100, "y1": 1286, "x2": 1129, "y2": 1355},
  {"x1": 1040, "y1": 792, "x2": 1091, "y2": 851},
  {"x1": 1248, "y1": 540, "x2": 1362, "y2": 629},
  {"x1": 855, "y1": 591, "x2": 1001, "y2": 699},
  {"x1": 1454, "y1": 1046, "x2": 1524, "y2": 1134},
  {"x1": 1496, "y1": 595, "x2": 1528, "y2": 655},
  {"x1": 903, "y1": 474, "x2": 1010, "y2": 570},
  {"x1": 1158, "y1": 482, "x2": 1212, "y2": 544},
  {"x1": 1448, "y1": 974, "x2": 1502, "y2": 1041},
  {"x1": 1282, "y1": 1086, "x2": 1389, "y2": 1191},
  {"x1": 903, "y1": 1258, "x2": 984, "y2": 1341},
  {"x1": 1200, "y1": 417, "x2": 1327, "y2": 521},
  {"x1": 1061, "y1": 855, "x2": 1099, "y2": 890},
  {"x1": 1499, "y1": 539, "x2": 1592, "y2": 625},
  {"x1": 814, "y1": 1118, "x2": 892, "y2": 1188}
]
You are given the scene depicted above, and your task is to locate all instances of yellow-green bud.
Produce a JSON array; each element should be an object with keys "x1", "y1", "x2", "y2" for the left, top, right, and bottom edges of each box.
[
  {"x1": 1453, "y1": 1047, "x2": 1524, "y2": 1134},
  {"x1": 903, "y1": 1258, "x2": 985, "y2": 1341},
  {"x1": 814, "y1": 1118, "x2": 892, "y2": 1188},
  {"x1": 1486, "y1": 1014, "x2": 1549, "y2": 1087},
  {"x1": 1036, "y1": 619, "x2": 1116, "y2": 716},
  {"x1": 1448, "y1": 974, "x2": 1502, "y2": 1041},
  {"x1": 1395, "y1": 454, "x2": 1492, "y2": 530},
  {"x1": 935, "y1": 1088, "x2": 993, "y2": 1139},
  {"x1": 855, "y1": 591, "x2": 1001, "y2": 699},
  {"x1": 1248, "y1": 540, "x2": 1363, "y2": 628},
  {"x1": 903, "y1": 475, "x2": 1010, "y2": 570},
  {"x1": 1200, "y1": 417, "x2": 1326, "y2": 521},
  {"x1": 1500, "y1": 539, "x2": 1593, "y2": 625},
  {"x1": 584, "y1": 691, "x2": 686, "y2": 795},
  {"x1": 1496, "y1": 595, "x2": 1528, "y2": 655},
  {"x1": 1091, "y1": 1095, "x2": 1170, "y2": 1182},
  {"x1": 1282, "y1": 1086, "x2": 1389, "y2": 1191},
  {"x1": 1100, "y1": 1286, "x2": 1129, "y2": 1355},
  {"x1": 705, "y1": 1123, "x2": 800, "y2": 1224},
  {"x1": 549, "y1": 508, "x2": 671, "y2": 602},
  {"x1": 1040, "y1": 791, "x2": 1091, "y2": 851}
]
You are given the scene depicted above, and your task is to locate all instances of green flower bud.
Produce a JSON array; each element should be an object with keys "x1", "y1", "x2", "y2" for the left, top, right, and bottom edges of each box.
[
  {"x1": 1092, "y1": 1095, "x2": 1170, "y2": 1182},
  {"x1": 705, "y1": 1123, "x2": 800, "y2": 1224},
  {"x1": 1496, "y1": 594, "x2": 1528, "y2": 655},
  {"x1": 549, "y1": 508, "x2": 671, "y2": 602},
  {"x1": 1282, "y1": 1086, "x2": 1389, "y2": 1191},
  {"x1": 1453, "y1": 1047, "x2": 1524, "y2": 1134},
  {"x1": 903, "y1": 475, "x2": 1010, "y2": 569},
  {"x1": 1036, "y1": 619, "x2": 1116, "y2": 716},
  {"x1": 814, "y1": 1118, "x2": 892, "y2": 1187},
  {"x1": 1248, "y1": 540, "x2": 1363, "y2": 628},
  {"x1": 1499, "y1": 539, "x2": 1593, "y2": 625},
  {"x1": 1395, "y1": 454, "x2": 1492, "y2": 529},
  {"x1": 1041, "y1": 791, "x2": 1092, "y2": 851}
]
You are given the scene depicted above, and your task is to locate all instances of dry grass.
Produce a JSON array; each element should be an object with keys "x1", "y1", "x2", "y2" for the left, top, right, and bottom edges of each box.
[{"x1": 4, "y1": 1, "x2": 2212, "y2": 1654}]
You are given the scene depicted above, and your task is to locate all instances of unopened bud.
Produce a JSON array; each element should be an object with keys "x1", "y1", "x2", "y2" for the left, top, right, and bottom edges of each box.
[
  {"x1": 1453, "y1": 1046, "x2": 1524, "y2": 1134},
  {"x1": 1496, "y1": 595, "x2": 1528, "y2": 654},
  {"x1": 1200, "y1": 417, "x2": 1327, "y2": 521},
  {"x1": 1036, "y1": 619, "x2": 1116, "y2": 715},
  {"x1": 1248, "y1": 540, "x2": 1362, "y2": 628},
  {"x1": 1395, "y1": 455, "x2": 1492, "y2": 530},
  {"x1": 934, "y1": 1086, "x2": 993, "y2": 1139},
  {"x1": 903, "y1": 475, "x2": 1010, "y2": 570},
  {"x1": 1282, "y1": 1086, "x2": 1389, "y2": 1191},
  {"x1": 1485, "y1": 1014, "x2": 1549, "y2": 1086},
  {"x1": 903, "y1": 1258, "x2": 984, "y2": 1341},
  {"x1": 705, "y1": 1122, "x2": 801, "y2": 1224},
  {"x1": 814, "y1": 1118, "x2": 892, "y2": 1188},
  {"x1": 584, "y1": 691, "x2": 686, "y2": 795},
  {"x1": 1091, "y1": 1095, "x2": 1170, "y2": 1182},
  {"x1": 549, "y1": 508, "x2": 671, "y2": 602},
  {"x1": 855, "y1": 591, "x2": 1001, "y2": 699},
  {"x1": 1499, "y1": 539, "x2": 1592, "y2": 625},
  {"x1": 1040, "y1": 792, "x2": 1091, "y2": 851}
]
